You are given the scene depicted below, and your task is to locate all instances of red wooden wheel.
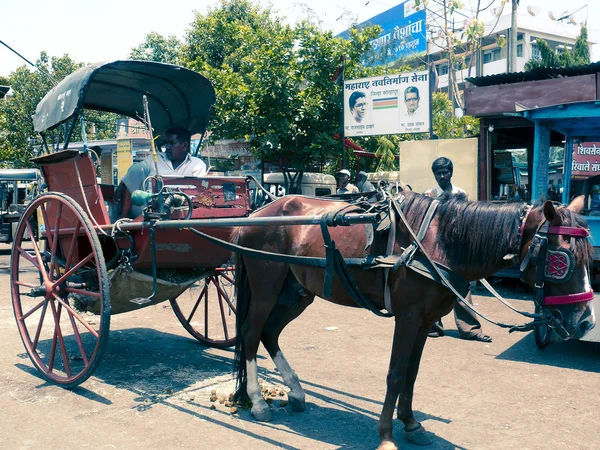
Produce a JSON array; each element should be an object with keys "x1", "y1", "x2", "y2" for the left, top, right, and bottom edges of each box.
[
  {"x1": 170, "y1": 266, "x2": 236, "y2": 348},
  {"x1": 10, "y1": 193, "x2": 110, "y2": 387}
]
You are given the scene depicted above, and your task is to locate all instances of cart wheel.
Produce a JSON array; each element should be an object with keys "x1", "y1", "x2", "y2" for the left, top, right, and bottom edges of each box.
[
  {"x1": 10, "y1": 193, "x2": 110, "y2": 387},
  {"x1": 170, "y1": 266, "x2": 236, "y2": 348},
  {"x1": 533, "y1": 304, "x2": 552, "y2": 349}
]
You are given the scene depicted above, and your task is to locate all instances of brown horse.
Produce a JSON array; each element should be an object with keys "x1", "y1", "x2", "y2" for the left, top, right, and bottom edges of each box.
[{"x1": 233, "y1": 192, "x2": 595, "y2": 450}]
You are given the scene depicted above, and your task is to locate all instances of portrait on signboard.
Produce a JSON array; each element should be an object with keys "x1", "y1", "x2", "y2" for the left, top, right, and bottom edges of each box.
[
  {"x1": 403, "y1": 86, "x2": 420, "y2": 117},
  {"x1": 349, "y1": 91, "x2": 368, "y2": 123}
]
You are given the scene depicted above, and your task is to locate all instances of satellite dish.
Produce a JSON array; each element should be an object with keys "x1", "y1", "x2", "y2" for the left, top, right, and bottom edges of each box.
[
  {"x1": 548, "y1": 10, "x2": 558, "y2": 21},
  {"x1": 527, "y1": 5, "x2": 541, "y2": 16}
]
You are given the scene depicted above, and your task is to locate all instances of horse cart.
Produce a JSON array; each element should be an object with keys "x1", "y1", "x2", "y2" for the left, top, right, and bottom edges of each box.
[{"x1": 9, "y1": 61, "x2": 254, "y2": 387}]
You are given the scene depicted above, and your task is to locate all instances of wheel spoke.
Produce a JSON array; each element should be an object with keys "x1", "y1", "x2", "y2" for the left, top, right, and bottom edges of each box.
[
  {"x1": 214, "y1": 280, "x2": 237, "y2": 313},
  {"x1": 49, "y1": 301, "x2": 71, "y2": 377},
  {"x1": 67, "y1": 310, "x2": 90, "y2": 366},
  {"x1": 64, "y1": 221, "x2": 81, "y2": 275},
  {"x1": 53, "y1": 293, "x2": 100, "y2": 337},
  {"x1": 14, "y1": 280, "x2": 39, "y2": 289},
  {"x1": 49, "y1": 202, "x2": 63, "y2": 281},
  {"x1": 204, "y1": 283, "x2": 209, "y2": 339},
  {"x1": 215, "y1": 280, "x2": 230, "y2": 341},
  {"x1": 17, "y1": 246, "x2": 44, "y2": 274},
  {"x1": 25, "y1": 220, "x2": 49, "y2": 284},
  {"x1": 64, "y1": 287, "x2": 101, "y2": 298},
  {"x1": 54, "y1": 252, "x2": 95, "y2": 286},
  {"x1": 186, "y1": 289, "x2": 204, "y2": 323},
  {"x1": 19, "y1": 297, "x2": 47, "y2": 320},
  {"x1": 32, "y1": 300, "x2": 50, "y2": 350}
]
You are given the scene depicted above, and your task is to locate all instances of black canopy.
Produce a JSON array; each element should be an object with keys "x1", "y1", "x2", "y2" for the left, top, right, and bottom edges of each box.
[{"x1": 33, "y1": 60, "x2": 216, "y2": 143}]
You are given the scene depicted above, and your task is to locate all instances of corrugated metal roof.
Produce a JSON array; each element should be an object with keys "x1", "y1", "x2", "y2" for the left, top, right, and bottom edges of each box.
[{"x1": 466, "y1": 61, "x2": 600, "y2": 87}]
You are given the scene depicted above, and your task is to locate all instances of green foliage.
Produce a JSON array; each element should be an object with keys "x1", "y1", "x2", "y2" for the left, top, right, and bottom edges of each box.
[
  {"x1": 374, "y1": 136, "x2": 397, "y2": 171},
  {"x1": 0, "y1": 52, "x2": 118, "y2": 168},
  {"x1": 129, "y1": 32, "x2": 183, "y2": 65},
  {"x1": 525, "y1": 24, "x2": 590, "y2": 70},
  {"x1": 180, "y1": 0, "x2": 381, "y2": 172},
  {"x1": 431, "y1": 92, "x2": 479, "y2": 138}
]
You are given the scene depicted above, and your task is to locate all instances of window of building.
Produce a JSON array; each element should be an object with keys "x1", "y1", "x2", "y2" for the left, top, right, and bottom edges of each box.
[
  {"x1": 531, "y1": 44, "x2": 541, "y2": 60},
  {"x1": 439, "y1": 64, "x2": 449, "y2": 75},
  {"x1": 483, "y1": 52, "x2": 492, "y2": 64},
  {"x1": 517, "y1": 43, "x2": 523, "y2": 57},
  {"x1": 492, "y1": 48, "x2": 502, "y2": 61}
]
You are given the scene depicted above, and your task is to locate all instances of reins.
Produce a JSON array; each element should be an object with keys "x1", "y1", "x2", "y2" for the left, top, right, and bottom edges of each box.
[{"x1": 390, "y1": 195, "x2": 545, "y2": 333}]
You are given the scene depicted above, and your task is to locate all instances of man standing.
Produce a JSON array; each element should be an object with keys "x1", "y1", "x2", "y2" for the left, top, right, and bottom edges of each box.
[
  {"x1": 337, "y1": 169, "x2": 359, "y2": 194},
  {"x1": 424, "y1": 157, "x2": 492, "y2": 343}
]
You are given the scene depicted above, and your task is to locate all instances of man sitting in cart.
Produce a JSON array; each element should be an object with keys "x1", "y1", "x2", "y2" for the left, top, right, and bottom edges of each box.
[{"x1": 115, "y1": 126, "x2": 208, "y2": 218}]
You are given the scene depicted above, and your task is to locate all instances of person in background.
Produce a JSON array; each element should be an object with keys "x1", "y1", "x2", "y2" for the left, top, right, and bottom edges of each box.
[
  {"x1": 115, "y1": 126, "x2": 207, "y2": 218},
  {"x1": 424, "y1": 156, "x2": 492, "y2": 343},
  {"x1": 356, "y1": 171, "x2": 375, "y2": 193},
  {"x1": 337, "y1": 169, "x2": 359, "y2": 194}
]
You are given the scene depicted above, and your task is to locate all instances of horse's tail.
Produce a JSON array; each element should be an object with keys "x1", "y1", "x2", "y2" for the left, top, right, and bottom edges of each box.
[{"x1": 233, "y1": 252, "x2": 251, "y2": 406}]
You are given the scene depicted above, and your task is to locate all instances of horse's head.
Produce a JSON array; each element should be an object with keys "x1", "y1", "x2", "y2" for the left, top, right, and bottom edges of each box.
[{"x1": 519, "y1": 196, "x2": 595, "y2": 340}]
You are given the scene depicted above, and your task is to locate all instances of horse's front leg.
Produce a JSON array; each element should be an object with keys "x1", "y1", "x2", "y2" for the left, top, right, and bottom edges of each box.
[
  {"x1": 377, "y1": 312, "x2": 422, "y2": 450},
  {"x1": 396, "y1": 321, "x2": 434, "y2": 445}
]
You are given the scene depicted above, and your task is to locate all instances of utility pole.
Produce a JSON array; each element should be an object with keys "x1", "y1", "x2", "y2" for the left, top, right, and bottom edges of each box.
[{"x1": 509, "y1": 0, "x2": 520, "y2": 72}]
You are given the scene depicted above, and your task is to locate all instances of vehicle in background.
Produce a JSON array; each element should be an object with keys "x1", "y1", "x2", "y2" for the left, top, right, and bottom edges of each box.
[
  {"x1": 367, "y1": 171, "x2": 403, "y2": 193},
  {"x1": 264, "y1": 172, "x2": 337, "y2": 197},
  {"x1": 0, "y1": 169, "x2": 42, "y2": 243}
]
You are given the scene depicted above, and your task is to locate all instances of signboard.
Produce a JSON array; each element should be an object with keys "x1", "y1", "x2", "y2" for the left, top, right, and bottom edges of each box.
[
  {"x1": 344, "y1": 70, "x2": 430, "y2": 137},
  {"x1": 116, "y1": 139, "x2": 133, "y2": 183},
  {"x1": 338, "y1": 0, "x2": 427, "y2": 67},
  {"x1": 572, "y1": 142, "x2": 600, "y2": 179}
]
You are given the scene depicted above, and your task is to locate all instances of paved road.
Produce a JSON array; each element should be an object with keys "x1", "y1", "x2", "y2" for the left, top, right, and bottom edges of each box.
[{"x1": 1, "y1": 244, "x2": 599, "y2": 449}]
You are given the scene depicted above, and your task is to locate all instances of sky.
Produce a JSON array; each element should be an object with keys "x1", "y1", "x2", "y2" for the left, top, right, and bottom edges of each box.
[{"x1": 1, "y1": 0, "x2": 599, "y2": 77}]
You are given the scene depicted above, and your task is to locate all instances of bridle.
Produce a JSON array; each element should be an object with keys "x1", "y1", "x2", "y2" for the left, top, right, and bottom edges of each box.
[{"x1": 518, "y1": 207, "x2": 594, "y2": 338}]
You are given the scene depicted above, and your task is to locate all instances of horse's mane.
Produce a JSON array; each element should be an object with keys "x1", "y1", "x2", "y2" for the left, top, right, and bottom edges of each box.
[{"x1": 401, "y1": 191, "x2": 525, "y2": 271}]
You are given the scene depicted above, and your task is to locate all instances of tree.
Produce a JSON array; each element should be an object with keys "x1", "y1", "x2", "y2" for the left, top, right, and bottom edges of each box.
[
  {"x1": 420, "y1": 0, "x2": 499, "y2": 111},
  {"x1": 524, "y1": 24, "x2": 591, "y2": 70},
  {"x1": 181, "y1": 0, "x2": 380, "y2": 188},
  {"x1": 0, "y1": 52, "x2": 118, "y2": 167},
  {"x1": 129, "y1": 32, "x2": 183, "y2": 65}
]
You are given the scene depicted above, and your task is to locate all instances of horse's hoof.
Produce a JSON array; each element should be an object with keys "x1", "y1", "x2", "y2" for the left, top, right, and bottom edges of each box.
[
  {"x1": 377, "y1": 441, "x2": 398, "y2": 450},
  {"x1": 251, "y1": 404, "x2": 273, "y2": 422},
  {"x1": 288, "y1": 394, "x2": 305, "y2": 412},
  {"x1": 404, "y1": 424, "x2": 433, "y2": 446}
]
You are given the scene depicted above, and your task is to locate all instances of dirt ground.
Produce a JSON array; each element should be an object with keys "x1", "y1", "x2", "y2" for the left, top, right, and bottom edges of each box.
[{"x1": 1, "y1": 244, "x2": 599, "y2": 450}]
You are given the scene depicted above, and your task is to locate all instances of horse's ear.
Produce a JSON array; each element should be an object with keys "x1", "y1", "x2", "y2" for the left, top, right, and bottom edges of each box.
[
  {"x1": 567, "y1": 195, "x2": 585, "y2": 214},
  {"x1": 543, "y1": 200, "x2": 563, "y2": 226}
]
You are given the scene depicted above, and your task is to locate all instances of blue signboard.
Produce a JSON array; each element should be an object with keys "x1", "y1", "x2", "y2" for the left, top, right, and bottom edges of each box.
[{"x1": 338, "y1": 0, "x2": 427, "y2": 67}]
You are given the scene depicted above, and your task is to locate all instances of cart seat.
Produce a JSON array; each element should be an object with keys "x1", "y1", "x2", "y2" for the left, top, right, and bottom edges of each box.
[{"x1": 32, "y1": 150, "x2": 110, "y2": 225}]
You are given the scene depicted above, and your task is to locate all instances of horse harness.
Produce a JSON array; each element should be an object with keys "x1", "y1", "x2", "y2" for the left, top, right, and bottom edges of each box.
[
  {"x1": 188, "y1": 194, "x2": 593, "y2": 333},
  {"x1": 517, "y1": 213, "x2": 594, "y2": 338}
]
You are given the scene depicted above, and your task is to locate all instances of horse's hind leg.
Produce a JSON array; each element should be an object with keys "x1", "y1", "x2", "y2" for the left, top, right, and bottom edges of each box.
[{"x1": 261, "y1": 284, "x2": 315, "y2": 412}]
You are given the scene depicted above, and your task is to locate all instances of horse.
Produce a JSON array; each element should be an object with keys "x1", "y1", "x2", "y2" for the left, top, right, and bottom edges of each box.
[{"x1": 232, "y1": 191, "x2": 595, "y2": 450}]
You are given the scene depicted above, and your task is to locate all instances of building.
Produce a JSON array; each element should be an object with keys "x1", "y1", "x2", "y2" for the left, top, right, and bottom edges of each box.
[{"x1": 429, "y1": 4, "x2": 597, "y2": 95}]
